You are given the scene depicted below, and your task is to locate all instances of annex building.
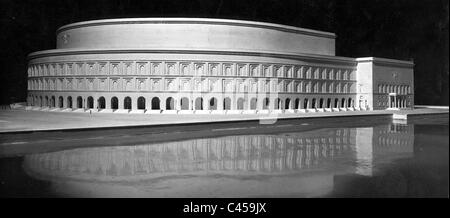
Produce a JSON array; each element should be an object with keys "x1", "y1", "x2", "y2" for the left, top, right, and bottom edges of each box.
[{"x1": 26, "y1": 18, "x2": 414, "y2": 114}]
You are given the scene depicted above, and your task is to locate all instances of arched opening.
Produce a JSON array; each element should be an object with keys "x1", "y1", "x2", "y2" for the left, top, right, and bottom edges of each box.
[
  {"x1": 39, "y1": 96, "x2": 43, "y2": 107},
  {"x1": 319, "y1": 98, "x2": 324, "y2": 108},
  {"x1": 312, "y1": 98, "x2": 316, "y2": 109},
  {"x1": 195, "y1": 97, "x2": 203, "y2": 110},
  {"x1": 45, "y1": 96, "x2": 49, "y2": 107},
  {"x1": 181, "y1": 97, "x2": 190, "y2": 110},
  {"x1": 137, "y1": 97, "x2": 146, "y2": 110},
  {"x1": 303, "y1": 98, "x2": 309, "y2": 109},
  {"x1": 76, "y1": 96, "x2": 83, "y2": 108},
  {"x1": 111, "y1": 97, "x2": 118, "y2": 110},
  {"x1": 250, "y1": 98, "x2": 257, "y2": 110},
  {"x1": 285, "y1": 98, "x2": 291, "y2": 109},
  {"x1": 51, "y1": 96, "x2": 56, "y2": 107},
  {"x1": 151, "y1": 97, "x2": 160, "y2": 110},
  {"x1": 58, "y1": 96, "x2": 63, "y2": 108},
  {"x1": 67, "y1": 96, "x2": 72, "y2": 108},
  {"x1": 295, "y1": 98, "x2": 300, "y2": 109},
  {"x1": 209, "y1": 97, "x2": 217, "y2": 110},
  {"x1": 263, "y1": 98, "x2": 270, "y2": 110},
  {"x1": 166, "y1": 97, "x2": 175, "y2": 110},
  {"x1": 348, "y1": 98, "x2": 352, "y2": 107},
  {"x1": 98, "y1": 97, "x2": 106, "y2": 109},
  {"x1": 223, "y1": 97, "x2": 231, "y2": 110},
  {"x1": 237, "y1": 98, "x2": 245, "y2": 110},
  {"x1": 87, "y1": 96, "x2": 94, "y2": 109},
  {"x1": 341, "y1": 98, "x2": 346, "y2": 108},
  {"x1": 334, "y1": 99, "x2": 339, "y2": 108},
  {"x1": 327, "y1": 98, "x2": 331, "y2": 108},
  {"x1": 124, "y1": 97, "x2": 132, "y2": 110}
]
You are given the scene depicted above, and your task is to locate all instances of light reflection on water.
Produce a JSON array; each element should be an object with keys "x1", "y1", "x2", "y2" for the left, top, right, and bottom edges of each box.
[{"x1": 21, "y1": 123, "x2": 420, "y2": 198}]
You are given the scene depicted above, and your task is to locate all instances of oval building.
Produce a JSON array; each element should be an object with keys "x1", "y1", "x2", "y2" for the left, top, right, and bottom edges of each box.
[{"x1": 26, "y1": 18, "x2": 415, "y2": 114}]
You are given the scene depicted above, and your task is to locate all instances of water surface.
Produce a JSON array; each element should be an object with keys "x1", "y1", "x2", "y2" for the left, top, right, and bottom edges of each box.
[{"x1": 0, "y1": 116, "x2": 448, "y2": 197}]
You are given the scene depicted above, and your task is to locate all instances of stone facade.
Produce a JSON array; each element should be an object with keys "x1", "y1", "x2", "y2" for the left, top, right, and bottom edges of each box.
[{"x1": 26, "y1": 18, "x2": 414, "y2": 113}]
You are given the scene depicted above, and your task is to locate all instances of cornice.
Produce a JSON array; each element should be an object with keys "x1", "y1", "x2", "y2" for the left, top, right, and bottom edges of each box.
[
  {"x1": 28, "y1": 48, "x2": 357, "y2": 66},
  {"x1": 356, "y1": 57, "x2": 414, "y2": 68}
]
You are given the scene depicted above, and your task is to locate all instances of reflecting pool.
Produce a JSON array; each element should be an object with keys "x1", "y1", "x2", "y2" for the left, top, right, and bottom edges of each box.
[{"x1": 0, "y1": 116, "x2": 448, "y2": 197}]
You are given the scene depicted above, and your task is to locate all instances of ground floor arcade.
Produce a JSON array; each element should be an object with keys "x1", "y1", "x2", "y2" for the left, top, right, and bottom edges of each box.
[{"x1": 27, "y1": 92, "x2": 360, "y2": 112}]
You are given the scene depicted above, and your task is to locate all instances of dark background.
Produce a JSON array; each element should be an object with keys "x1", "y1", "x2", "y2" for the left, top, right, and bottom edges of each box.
[{"x1": 0, "y1": 0, "x2": 448, "y2": 105}]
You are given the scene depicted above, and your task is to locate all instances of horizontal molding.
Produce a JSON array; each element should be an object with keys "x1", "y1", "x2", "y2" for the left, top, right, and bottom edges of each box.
[
  {"x1": 356, "y1": 57, "x2": 414, "y2": 68},
  {"x1": 28, "y1": 48, "x2": 357, "y2": 66},
  {"x1": 28, "y1": 90, "x2": 357, "y2": 95},
  {"x1": 28, "y1": 75, "x2": 357, "y2": 82}
]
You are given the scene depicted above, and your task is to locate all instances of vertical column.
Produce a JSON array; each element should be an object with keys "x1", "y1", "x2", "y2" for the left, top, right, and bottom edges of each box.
[
  {"x1": 256, "y1": 98, "x2": 261, "y2": 111},
  {"x1": 118, "y1": 97, "x2": 124, "y2": 109},
  {"x1": 231, "y1": 96, "x2": 236, "y2": 110},
  {"x1": 244, "y1": 98, "x2": 248, "y2": 110},
  {"x1": 271, "y1": 97, "x2": 275, "y2": 110},
  {"x1": 93, "y1": 97, "x2": 98, "y2": 110},
  {"x1": 255, "y1": 97, "x2": 260, "y2": 110},
  {"x1": 175, "y1": 99, "x2": 181, "y2": 110},
  {"x1": 146, "y1": 97, "x2": 152, "y2": 110},
  {"x1": 71, "y1": 97, "x2": 76, "y2": 109},
  {"x1": 105, "y1": 97, "x2": 111, "y2": 109},
  {"x1": 203, "y1": 97, "x2": 208, "y2": 110},
  {"x1": 58, "y1": 97, "x2": 62, "y2": 108},
  {"x1": 395, "y1": 97, "x2": 398, "y2": 108},
  {"x1": 160, "y1": 98, "x2": 165, "y2": 110},
  {"x1": 132, "y1": 96, "x2": 138, "y2": 110},
  {"x1": 218, "y1": 97, "x2": 223, "y2": 111}
]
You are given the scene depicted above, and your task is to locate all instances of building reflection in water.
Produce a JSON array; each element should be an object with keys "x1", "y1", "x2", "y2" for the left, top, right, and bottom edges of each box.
[{"x1": 23, "y1": 124, "x2": 414, "y2": 197}]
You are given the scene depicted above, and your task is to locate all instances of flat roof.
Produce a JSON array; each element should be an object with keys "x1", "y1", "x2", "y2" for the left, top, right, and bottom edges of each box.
[
  {"x1": 356, "y1": 57, "x2": 414, "y2": 67},
  {"x1": 56, "y1": 18, "x2": 336, "y2": 39}
]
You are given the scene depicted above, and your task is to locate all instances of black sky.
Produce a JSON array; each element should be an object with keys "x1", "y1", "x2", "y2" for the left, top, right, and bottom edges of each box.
[{"x1": 0, "y1": 0, "x2": 448, "y2": 105}]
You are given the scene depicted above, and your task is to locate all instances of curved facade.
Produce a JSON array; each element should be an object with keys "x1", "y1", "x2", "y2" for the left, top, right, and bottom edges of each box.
[{"x1": 26, "y1": 18, "x2": 414, "y2": 113}]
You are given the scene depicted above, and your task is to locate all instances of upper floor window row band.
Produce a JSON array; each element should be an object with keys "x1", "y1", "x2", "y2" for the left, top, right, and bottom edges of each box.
[{"x1": 28, "y1": 61, "x2": 356, "y2": 81}]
